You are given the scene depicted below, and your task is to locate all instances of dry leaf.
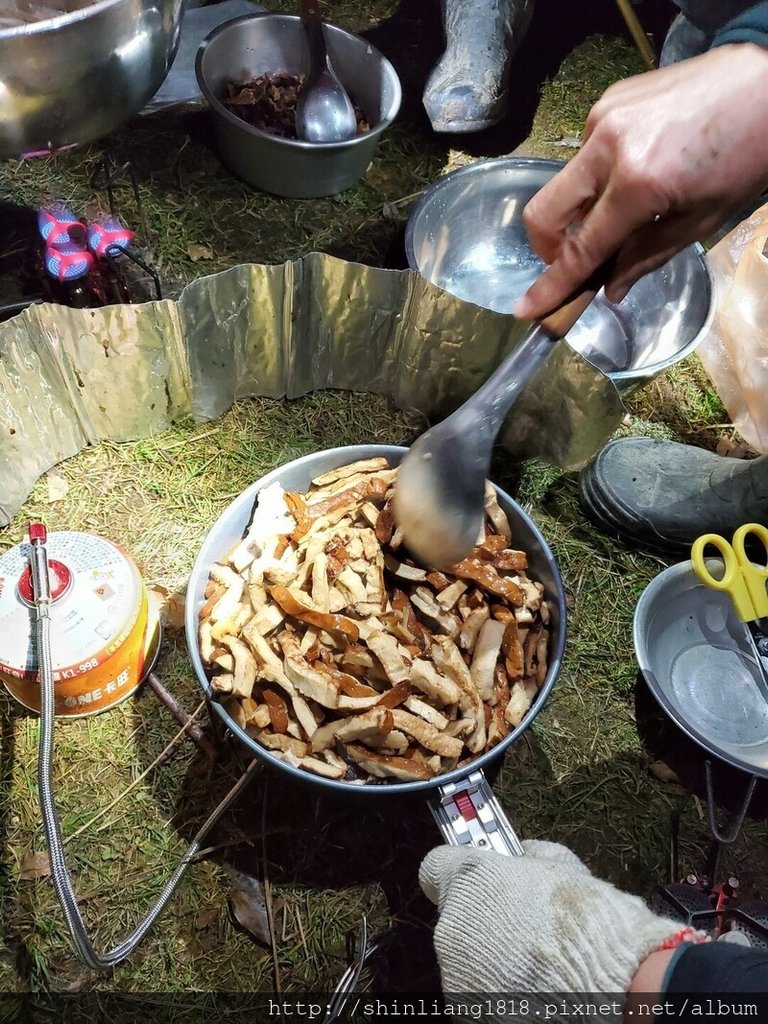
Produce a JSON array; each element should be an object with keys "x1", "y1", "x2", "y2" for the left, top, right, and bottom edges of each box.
[
  {"x1": 649, "y1": 760, "x2": 681, "y2": 785},
  {"x1": 187, "y1": 244, "x2": 213, "y2": 262},
  {"x1": 46, "y1": 469, "x2": 69, "y2": 503},
  {"x1": 225, "y1": 866, "x2": 271, "y2": 946},
  {"x1": 149, "y1": 585, "x2": 186, "y2": 629},
  {"x1": 20, "y1": 850, "x2": 51, "y2": 880},
  {"x1": 194, "y1": 907, "x2": 219, "y2": 931},
  {"x1": 716, "y1": 435, "x2": 752, "y2": 460}
]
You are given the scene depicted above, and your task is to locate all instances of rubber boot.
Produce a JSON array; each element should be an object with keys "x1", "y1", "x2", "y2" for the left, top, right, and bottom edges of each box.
[
  {"x1": 579, "y1": 437, "x2": 768, "y2": 555},
  {"x1": 422, "y1": 0, "x2": 534, "y2": 133}
]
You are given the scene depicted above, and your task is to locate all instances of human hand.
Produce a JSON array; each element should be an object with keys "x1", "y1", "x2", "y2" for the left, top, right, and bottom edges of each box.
[
  {"x1": 515, "y1": 44, "x2": 768, "y2": 320},
  {"x1": 419, "y1": 841, "x2": 681, "y2": 998}
]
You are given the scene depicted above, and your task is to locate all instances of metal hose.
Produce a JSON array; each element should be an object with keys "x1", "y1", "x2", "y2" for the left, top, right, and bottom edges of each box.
[{"x1": 31, "y1": 526, "x2": 258, "y2": 969}]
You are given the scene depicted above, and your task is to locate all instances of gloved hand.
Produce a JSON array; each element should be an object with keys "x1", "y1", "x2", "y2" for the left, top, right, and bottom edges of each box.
[{"x1": 420, "y1": 841, "x2": 681, "y2": 997}]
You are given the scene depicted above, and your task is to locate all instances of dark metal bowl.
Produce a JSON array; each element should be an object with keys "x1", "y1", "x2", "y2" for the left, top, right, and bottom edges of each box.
[{"x1": 185, "y1": 444, "x2": 567, "y2": 794}]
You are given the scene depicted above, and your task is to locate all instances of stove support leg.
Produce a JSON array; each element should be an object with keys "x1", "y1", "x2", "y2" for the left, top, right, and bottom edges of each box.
[{"x1": 704, "y1": 759, "x2": 758, "y2": 845}]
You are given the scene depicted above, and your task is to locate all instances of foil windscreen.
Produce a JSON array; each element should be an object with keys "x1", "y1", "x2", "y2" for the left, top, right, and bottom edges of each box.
[{"x1": 0, "y1": 255, "x2": 625, "y2": 526}]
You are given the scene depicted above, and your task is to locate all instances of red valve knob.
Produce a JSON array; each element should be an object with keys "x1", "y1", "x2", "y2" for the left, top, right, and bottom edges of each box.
[{"x1": 29, "y1": 522, "x2": 47, "y2": 543}]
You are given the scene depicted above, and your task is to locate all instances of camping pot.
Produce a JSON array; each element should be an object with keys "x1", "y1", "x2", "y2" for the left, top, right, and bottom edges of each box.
[
  {"x1": 405, "y1": 157, "x2": 714, "y2": 396},
  {"x1": 0, "y1": 0, "x2": 183, "y2": 159},
  {"x1": 185, "y1": 444, "x2": 567, "y2": 853},
  {"x1": 195, "y1": 13, "x2": 402, "y2": 198},
  {"x1": 0, "y1": 530, "x2": 159, "y2": 716},
  {"x1": 634, "y1": 559, "x2": 768, "y2": 844}
]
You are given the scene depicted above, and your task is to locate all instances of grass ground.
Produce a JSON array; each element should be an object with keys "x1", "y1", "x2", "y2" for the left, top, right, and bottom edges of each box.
[{"x1": 2, "y1": 0, "x2": 768, "y2": 1014}]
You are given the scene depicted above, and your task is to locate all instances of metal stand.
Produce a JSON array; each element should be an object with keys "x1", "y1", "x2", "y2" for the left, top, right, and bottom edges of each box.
[
  {"x1": 704, "y1": 758, "x2": 758, "y2": 845},
  {"x1": 90, "y1": 154, "x2": 163, "y2": 300}
]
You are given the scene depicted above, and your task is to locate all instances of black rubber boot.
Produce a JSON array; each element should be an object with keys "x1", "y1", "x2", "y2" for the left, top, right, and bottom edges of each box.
[
  {"x1": 422, "y1": 0, "x2": 534, "y2": 133},
  {"x1": 579, "y1": 437, "x2": 768, "y2": 555}
]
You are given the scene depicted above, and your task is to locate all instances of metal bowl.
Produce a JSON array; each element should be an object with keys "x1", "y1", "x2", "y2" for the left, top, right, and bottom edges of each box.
[
  {"x1": 634, "y1": 559, "x2": 768, "y2": 778},
  {"x1": 185, "y1": 444, "x2": 567, "y2": 794},
  {"x1": 195, "y1": 13, "x2": 402, "y2": 198},
  {"x1": 405, "y1": 158, "x2": 714, "y2": 395},
  {"x1": 0, "y1": 0, "x2": 182, "y2": 160}
]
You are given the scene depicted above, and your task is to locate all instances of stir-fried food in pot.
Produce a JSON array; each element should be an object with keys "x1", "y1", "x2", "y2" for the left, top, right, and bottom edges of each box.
[{"x1": 199, "y1": 458, "x2": 550, "y2": 783}]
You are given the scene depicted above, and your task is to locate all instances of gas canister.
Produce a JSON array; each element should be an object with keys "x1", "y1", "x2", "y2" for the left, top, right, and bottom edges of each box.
[{"x1": 0, "y1": 530, "x2": 159, "y2": 716}]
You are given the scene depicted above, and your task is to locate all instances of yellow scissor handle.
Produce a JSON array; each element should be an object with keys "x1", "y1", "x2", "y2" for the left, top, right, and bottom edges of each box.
[
  {"x1": 691, "y1": 532, "x2": 756, "y2": 621},
  {"x1": 732, "y1": 522, "x2": 768, "y2": 620}
]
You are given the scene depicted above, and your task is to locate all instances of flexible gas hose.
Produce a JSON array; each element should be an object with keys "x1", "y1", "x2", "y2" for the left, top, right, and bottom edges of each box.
[{"x1": 30, "y1": 524, "x2": 258, "y2": 969}]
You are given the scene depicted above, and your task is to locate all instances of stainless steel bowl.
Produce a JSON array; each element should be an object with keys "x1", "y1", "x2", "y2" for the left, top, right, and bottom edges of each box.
[
  {"x1": 195, "y1": 13, "x2": 402, "y2": 198},
  {"x1": 405, "y1": 158, "x2": 714, "y2": 395},
  {"x1": 185, "y1": 444, "x2": 567, "y2": 795},
  {"x1": 0, "y1": 0, "x2": 182, "y2": 160},
  {"x1": 634, "y1": 559, "x2": 768, "y2": 778}
]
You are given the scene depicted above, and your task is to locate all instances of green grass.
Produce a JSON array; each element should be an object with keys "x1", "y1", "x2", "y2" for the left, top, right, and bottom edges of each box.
[
  {"x1": 525, "y1": 36, "x2": 646, "y2": 157},
  {"x1": 2, "y1": 15, "x2": 768, "y2": 1009}
]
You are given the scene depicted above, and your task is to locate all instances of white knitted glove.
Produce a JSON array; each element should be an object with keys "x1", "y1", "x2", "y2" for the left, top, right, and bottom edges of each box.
[{"x1": 420, "y1": 841, "x2": 681, "y2": 1001}]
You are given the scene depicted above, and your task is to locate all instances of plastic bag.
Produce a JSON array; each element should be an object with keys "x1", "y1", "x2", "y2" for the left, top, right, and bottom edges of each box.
[{"x1": 697, "y1": 203, "x2": 768, "y2": 453}]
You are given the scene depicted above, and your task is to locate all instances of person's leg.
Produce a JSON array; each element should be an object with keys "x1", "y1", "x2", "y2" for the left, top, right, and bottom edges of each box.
[
  {"x1": 423, "y1": 0, "x2": 535, "y2": 133},
  {"x1": 661, "y1": 1, "x2": 759, "y2": 66},
  {"x1": 579, "y1": 437, "x2": 768, "y2": 554},
  {"x1": 660, "y1": 13, "x2": 711, "y2": 66}
]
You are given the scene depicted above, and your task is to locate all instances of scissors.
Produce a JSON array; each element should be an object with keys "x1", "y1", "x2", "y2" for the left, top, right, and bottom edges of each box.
[{"x1": 691, "y1": 523, "x2": 768, "y2": 660}]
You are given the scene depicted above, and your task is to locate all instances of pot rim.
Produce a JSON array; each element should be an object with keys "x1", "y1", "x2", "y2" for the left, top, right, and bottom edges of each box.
[
  {"x1": 404, "y1": 156, "x2": 715, "y2": 385},
  {"x1": 185, "y1": 443, "x2": 567, "y2": 795},
  {"x1": 195, "y1": 12, "x2": 402, "y2": 152}
]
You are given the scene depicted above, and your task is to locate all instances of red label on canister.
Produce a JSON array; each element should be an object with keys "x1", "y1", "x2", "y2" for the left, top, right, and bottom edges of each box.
[{"x1": 0, "y1": 531, "x2": 159, "y2": 717}]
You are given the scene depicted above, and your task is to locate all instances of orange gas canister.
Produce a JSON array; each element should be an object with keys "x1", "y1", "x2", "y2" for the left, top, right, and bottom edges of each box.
[{"x1": 0, "y1": 531, "x2": 159, "y2": 717}]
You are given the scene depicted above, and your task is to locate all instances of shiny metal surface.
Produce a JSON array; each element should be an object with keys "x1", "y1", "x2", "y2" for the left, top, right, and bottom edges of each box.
[
  {"x1": 185, "y1": 444, "x2": 567, "y2": 795},
  {"x1": 0, "y1": 255, "x2": 628, "y2": 527},
  {"x1": 405, "y1": 158, "x2": 714, "y2": 395},
  {"x1": 195, "y1": 13, "x2": 401, "y2": 198},
  {"x1": 394, "y1": 260, "x2": 612, "y2": 569},
  {"x1": 0, "y1": 0, "x2": 182, "y2": 159},
  {"x1": 295, "y1": 4, "x2": 356, "y2": 143},
  {"x1": 634, "y1": 559, "x2": 768, "y2": 778},
  {"x1": 394, "y1": 325, "x2": 558, "y2": 569}
]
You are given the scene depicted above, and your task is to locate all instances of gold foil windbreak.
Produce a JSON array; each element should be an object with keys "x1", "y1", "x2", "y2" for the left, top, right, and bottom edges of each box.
[{"x1": 0, "y1": 254, "x2": 625, "y2": 526}]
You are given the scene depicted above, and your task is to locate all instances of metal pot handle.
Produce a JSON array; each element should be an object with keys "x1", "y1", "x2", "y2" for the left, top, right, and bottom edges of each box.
[{"x1": 429, "y1": 768, "x2": 524, "y2": 856}]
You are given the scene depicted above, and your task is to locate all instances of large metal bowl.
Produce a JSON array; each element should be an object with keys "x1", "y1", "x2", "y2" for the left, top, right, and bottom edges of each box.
[
  {"x1": 634, "y1": 559, "x2": 768, "y2": 779},
  {"x1": 0, "y1": 0, "x2": 182, "y2": 159},
  {"x1": 185, "y1": 444, "x2": 567, "y2": 795},
  {"x1": 405, "y1": 158, "x2": 714, "y2": 395},
  {"x1": 195, "y1": 13, "x2": 402, "y2": 198}
]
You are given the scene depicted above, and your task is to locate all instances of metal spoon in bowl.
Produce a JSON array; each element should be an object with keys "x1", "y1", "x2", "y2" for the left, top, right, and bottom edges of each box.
[
  {"x1": 295, "y1": 0, "x2": 357, "y2": 144},
  {"x1": 392, "y1": 264, "x2": 612, "y2": 570}
]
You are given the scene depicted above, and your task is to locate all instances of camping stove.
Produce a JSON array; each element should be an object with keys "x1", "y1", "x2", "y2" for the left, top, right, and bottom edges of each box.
[
  {"x1": 653, "y1": 875, "x2": 768, "y2": 948},
  {"x1": 651, "y1": 796, "x2": 768, "y2": 948},
  {"x1": 0, "y1": 157, "x2": 161, "y2": 322}
]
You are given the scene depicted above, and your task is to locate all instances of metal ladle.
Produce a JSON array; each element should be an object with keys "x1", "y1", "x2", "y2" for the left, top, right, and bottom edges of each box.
[
  {"x1": 392, "y1": 265, "x2": 611, "y2": 570},
  {"x1": 295, "y1": 0, "x2": 357, "y2": 143}
]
